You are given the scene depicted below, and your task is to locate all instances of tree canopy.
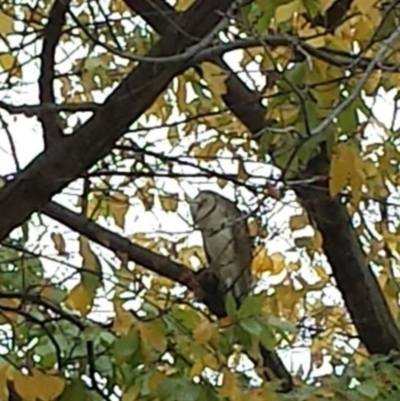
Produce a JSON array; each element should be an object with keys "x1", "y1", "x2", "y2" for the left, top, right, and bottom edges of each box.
[{"x1": 0, "y1": 0, "x2": 400, "y2": 400}]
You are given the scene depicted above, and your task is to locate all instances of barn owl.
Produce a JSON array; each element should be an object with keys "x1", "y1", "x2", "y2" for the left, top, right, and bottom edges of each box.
[{"x1": 189, "y1": 190, "x2": 252, "y2": 305}]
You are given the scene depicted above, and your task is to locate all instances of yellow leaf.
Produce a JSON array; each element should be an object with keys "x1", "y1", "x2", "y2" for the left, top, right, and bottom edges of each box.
[
  {"x1": 12, "y1": 369, "x2": 65, "y2": 401},
  {"x1": 250, "y1": 387, "x2": 279, "y2": 401},
  {"x1": 190, "y1": 360, "x2": 204, "y2": 378},
  {"x1": 329, "y1": 143, "x2": 366, "y2": 206},
  {"x1": 0, "y1": 363, "x2": 13, "y2": 400},
  {"x1": 313, "y1": 264, "x2": 329, "y2": 281},
  {"x1": 64, "y1": 284, "x2": 93, "y2": 316},
  {"x1": 179, "y1": 245, "x2": 207, "y2": 267},
  {"x1": 138, "y1": 320, "x2": 167, "y2": 353},
  {"x1": 110, "y1": 0, "x2": 128, "y2": 13},
  {"x1": 148, "y1": 371, "x2": 166, "y2": 394},
  {"x1": 192, "y1": 139, "x2": 225, "y2": 159},
  {"x1": 383, "y1": 279, "x2": 399, "y2": 319},
  {"x1": 176, "y1": 76, "x2": 187, "y2": 111},
  {"x1": 311, "y1": 230, "x2": 323, "y2": 250},
  {"x1": 287, "y1": 261, "x2": 301, "y2": 272},
  {"x1": 193, "y1": 320, "x2": 215, "y2": 345},
  {"x1": 200, "y1": 62, "x2": 228, "y2": 96},
  {"x1": 299, "y1": 26, "x2": 326, "y2": 48},
  {"x1": 112, "y1": 301, "x2": 135, "y2": 336},
  {"x1": 275, "y1": 0, "x2": 300, "y2": 24},
  {"x1": 167, "y1": 126, "x2": 180, "y2": 146},
  {"x1": 236, "y1": 156, "x2": 249, "y2": 182},
  {"x1": 353, "y1": 0, "x2": 376, "y2": 13},
  {"x1": 267, "y1": 104, "x2": 299, "y2": 124},
  {"x1": 0, "y1": 12, "x2": 14, "y2": 35},
  {"x1": 109, "y1": 192, "x2": 129, "y2": 229},
  {"x1": 60, "y1": 77, "x2": 72, "y2": 99},
  {"x1": 218, "y1": 316, "x2": 236, "y2": 328},
  {"x1": 320, "y1": 0, "x2": 336, "y2": 13},
  {"x1": 175, "y1": 0, "x2": 196, "y2": 11},
  {"x1": 247, "y1": 219, "x2": 260, "y2": 238},
  {"x1": 383, "y1": 231, "x2": 400, "y2": 255},
  {"x1": 151, "y1": 275, "x2": 175, "y2": 289},
  {"x1": 50, "y1": 233, "x2": 66, "y2": 255},
  {"x1": 270, "y1": 253, "x2": 286, "y2": 275},
  {"x1": 0, "y1": 53, "x2": 21, "y2": 78},
  {"x1": 289, "y1": 213, "x2": 309, "y2": 231},
  {"x1": 84, "y1": 189, "x2": 111, "y2": 220},
  {"x1": 202, "y1": 353, "x2": 220, "y2": 370},
  {"x1": 364, "y1": 70, "x2": 381, "y2": 95},
  {"x1": 79, "y1": 236, "x2": 102, "y2": 292},
  {"x1": 329, "y1": 143, "x2": 352, "y2": 197},
  {"x1": 0, "y1": 298, "x2": 21, "y2": 324},
  {"x1": 122, "y1": 385, "x2": 140, "y2": 401},
  {"x1": 349, "y1": 167, "x2": 364, "y2": 206},
  {"x1": 220, "y1": 370, "x2": 242, "y2": 401},
  {"x1": 137, "y1": 180, "x2": 155, "y2": 211},
  {"x1": 251, "y1": 247, "x2": 273, "y2": 275},
  {"x1": 160, "y1": 193, "x2": 179, "y2": 212}
]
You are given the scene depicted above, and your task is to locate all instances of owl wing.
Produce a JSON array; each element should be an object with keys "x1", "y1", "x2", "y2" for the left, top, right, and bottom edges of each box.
[{"x1": 201, "y1": 195, "x2": 252, "y2": 304}]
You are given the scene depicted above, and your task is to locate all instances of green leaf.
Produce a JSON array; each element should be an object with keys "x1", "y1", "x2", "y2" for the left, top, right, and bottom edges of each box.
[
  {"x1": 171, "y1": 306, "x2": 201, "y2": 331},
  {"x1": 235, "y1": 324, "x2": 256, "y2": 351},
  {"x1": 259, "y1": 323, "x2": 276, "y2": 350},
  {"x1": 113, "y1": 330, "x2": 140, "y2": 363},
  {"x1": 59, "y1": 380, "x2": 87, "y2": 401},
  {"x1": 238, "y1": 294, "x2": 264, "y2": 319},
  {"x1": 357, "y1": 381, "x2": 379, "y2": 399},
  {"x1": 240, "y1": 317, "x2": 263, "y2": 338},
  {"x1": 158, "y1": 378, "x2": 201, "y2": 401},
  {"x1": 225, "y1": 292, "x2": 237, "y2": 317},
  {"x1": 267, "y1": 315, "x2": 298, "y2": 333},
  {"x1": 301, "y1": 0, "x2": 320, "y2": 18}
]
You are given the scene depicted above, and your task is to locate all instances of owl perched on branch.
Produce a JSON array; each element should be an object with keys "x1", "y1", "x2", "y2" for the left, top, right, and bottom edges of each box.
[
  {"x1": 189, "y1": 190, "x2": 253, "y2": 305},
  {"x1": 189, "y1": 190, "x2": 293, "y2": 393}
]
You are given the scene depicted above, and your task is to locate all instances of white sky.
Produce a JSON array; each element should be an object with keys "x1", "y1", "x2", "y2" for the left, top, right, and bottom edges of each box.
[{"x1": 1, "y1": 1, "x2": 400, "y2": 385}]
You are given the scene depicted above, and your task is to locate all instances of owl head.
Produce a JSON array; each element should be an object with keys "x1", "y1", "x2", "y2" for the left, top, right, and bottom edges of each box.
[{"x1": 189, "y1": 191, "x2": 218, "y2": 227}]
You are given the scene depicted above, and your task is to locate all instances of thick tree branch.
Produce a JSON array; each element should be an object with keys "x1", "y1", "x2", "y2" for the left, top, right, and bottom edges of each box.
[
  {"x1": 43, "y1": 201, "x2": 195, "y2": 289},
  {"x1": 0, "y1": 0, "x2": 234, "y2": 241},
  {"x1": 125, "y1": 0, "x2": 266, "y2": 134},
  {"x1": 295, "y1": 154, "x2": 400, "y2": 354},
  {"x1": 38, "y1": 0, "x2": 70, "y2": 148}
]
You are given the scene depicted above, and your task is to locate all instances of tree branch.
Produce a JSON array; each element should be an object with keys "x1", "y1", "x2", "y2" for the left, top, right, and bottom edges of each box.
[
  {"x1": 43, "y1": 201, "x2": 195, "y2": 289},
  {"x1": 38, "y1": 0, "x2": 70, "y2": 148}
]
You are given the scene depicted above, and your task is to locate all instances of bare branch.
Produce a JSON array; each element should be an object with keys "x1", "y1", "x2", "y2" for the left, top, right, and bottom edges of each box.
[
  {"x1": 42, "y1": 201, "x2": 195, "y2": 289},
  {"x1": 38, "y1": 0, "x2": 70, "y2": 148}
]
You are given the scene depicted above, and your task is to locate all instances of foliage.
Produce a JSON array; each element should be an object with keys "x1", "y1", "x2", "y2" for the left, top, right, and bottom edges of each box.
[{"x1": 0, "y1": 0, "x2": 400, "y2": 400}]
